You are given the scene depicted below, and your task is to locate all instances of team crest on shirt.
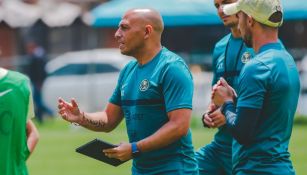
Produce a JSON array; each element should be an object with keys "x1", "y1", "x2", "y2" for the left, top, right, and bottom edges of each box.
[
  {"x1": 139, "y1": 79, "x2": 150, "y2": 92},
  {"x1": 241, "y1": 52, "x2": 251, "y2": 63}
]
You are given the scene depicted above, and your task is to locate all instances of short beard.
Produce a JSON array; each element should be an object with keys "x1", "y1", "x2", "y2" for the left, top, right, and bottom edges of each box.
[
  {"x1": 120, "y1": 49, "x2": 131, "y2": 56},
  {"x1": 243, "y1": 28, "x2": 253, "y2": 48},
  {"x1": 226, "y1": 21, "x2": 237, "y2": 28},
  {"x1": 120, "y1": 43, "x2": 143, "y2": 57}
]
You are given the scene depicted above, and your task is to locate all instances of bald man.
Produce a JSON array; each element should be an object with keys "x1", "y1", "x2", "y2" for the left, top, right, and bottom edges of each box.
[{"x1": 58, "y1": 9, "x2": 198, "y2": 175}]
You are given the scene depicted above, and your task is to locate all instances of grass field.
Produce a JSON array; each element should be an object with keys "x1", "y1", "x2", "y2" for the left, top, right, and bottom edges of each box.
[{"x1": 27, "y1": 117, "x2": 307, "y2": 175}]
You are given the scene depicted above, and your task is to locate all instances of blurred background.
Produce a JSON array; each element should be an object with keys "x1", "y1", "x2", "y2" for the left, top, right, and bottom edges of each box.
[{"x1": 0, "y1": 0, "x2": 306, "y2": 174}]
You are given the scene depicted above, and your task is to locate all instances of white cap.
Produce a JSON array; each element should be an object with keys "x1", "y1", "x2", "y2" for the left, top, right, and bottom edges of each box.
[{"x1": 223, "y1": 0, "x2": 283, "y2": 27}]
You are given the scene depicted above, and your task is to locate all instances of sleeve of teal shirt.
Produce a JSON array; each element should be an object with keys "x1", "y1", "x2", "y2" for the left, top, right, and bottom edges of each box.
[
  {"x1": 237, "y1": 60, "x2": 271, "y2": 109},
  {"x1": 162, "y1": 61, "x2": 193, "y2": 112}
]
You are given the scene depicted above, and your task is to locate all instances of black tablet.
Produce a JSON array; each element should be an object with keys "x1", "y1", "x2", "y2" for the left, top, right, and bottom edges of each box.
[{"x1": 76, "y1": 138, "x2": 127, "y2": 166}]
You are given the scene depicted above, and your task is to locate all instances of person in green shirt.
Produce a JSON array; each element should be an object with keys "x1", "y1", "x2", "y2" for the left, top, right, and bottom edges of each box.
[{"x1": 0, "y1": 67, "x2": 39, "y2": 175}]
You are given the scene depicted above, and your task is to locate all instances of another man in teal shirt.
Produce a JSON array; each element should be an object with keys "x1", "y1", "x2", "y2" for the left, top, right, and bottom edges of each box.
[
  {"x1": 212, "y1": 0, "x2": 300, "y2": 174},
  {"x1": 195, "y1": 0, "x2": 253, "y2": 174},
  {"x1": 58, "y1": 8, "x2": 197, "y2": 175}
]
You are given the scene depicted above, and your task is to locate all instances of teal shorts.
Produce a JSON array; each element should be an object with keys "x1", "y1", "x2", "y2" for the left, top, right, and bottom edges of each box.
[{"x1": 195, "y1": 144, "x2": 232, "y2": 175}]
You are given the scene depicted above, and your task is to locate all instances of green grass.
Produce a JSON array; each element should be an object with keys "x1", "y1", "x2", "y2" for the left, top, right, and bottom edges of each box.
[{"x1": 28, "y1": 117, "x2": 307, "y2": 175}]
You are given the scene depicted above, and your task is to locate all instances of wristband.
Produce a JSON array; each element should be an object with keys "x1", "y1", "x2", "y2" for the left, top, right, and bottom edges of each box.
[
  {"x1": 220, "y1": 101, "x2": 234, "y2": 115},
  {"x1": 131, "y1": 142, "x2": 141, "y2": 158}
]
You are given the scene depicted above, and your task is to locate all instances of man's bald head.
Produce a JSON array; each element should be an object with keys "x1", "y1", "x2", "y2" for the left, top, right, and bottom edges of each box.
[
  {"x1": 115, "y1": 8, "x2": 164, "y2": 59},
  {"x1": 124, "y1": 8, "x2": 164, "y2": 35}
]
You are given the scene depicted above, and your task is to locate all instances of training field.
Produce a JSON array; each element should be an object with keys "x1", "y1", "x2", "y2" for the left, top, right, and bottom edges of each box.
[{"x1": 28, "y1": 117, "x2": 307, "y2": 175}]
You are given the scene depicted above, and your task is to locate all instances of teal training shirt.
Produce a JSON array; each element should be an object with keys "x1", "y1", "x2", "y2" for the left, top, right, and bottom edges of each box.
[
  {"x1": 109, "y1": 47, "x2": 198, "y2": 174},
  {"x1": 211, "y1": 34, "x2": 254, "y2": 151},
  {"x1": 234, "y1": 42, "x2": 300, "y2": 170}
]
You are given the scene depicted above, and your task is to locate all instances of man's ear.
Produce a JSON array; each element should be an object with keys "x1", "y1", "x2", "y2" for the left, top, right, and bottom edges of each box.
[
  {"x1": 144, "y1": 25, "x2": 153, "y2": 39},
  {"x1": 247, "y1": 15, "x2": 254, "y2": 27}
]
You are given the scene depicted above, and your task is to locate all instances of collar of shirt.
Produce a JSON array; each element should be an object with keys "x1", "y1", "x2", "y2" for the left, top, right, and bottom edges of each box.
[{"x1": 258, "y1": 42, "x2": 283, "y2": 54}]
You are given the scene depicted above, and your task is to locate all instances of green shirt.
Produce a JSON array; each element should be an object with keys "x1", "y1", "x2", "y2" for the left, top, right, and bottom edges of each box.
[{"x1": 0, "y1": 70, "x2": 34, "y2": 175}]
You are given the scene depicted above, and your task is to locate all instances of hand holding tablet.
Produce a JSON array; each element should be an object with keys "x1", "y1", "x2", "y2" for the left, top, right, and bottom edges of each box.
[{"x1": 76, "y1": 139, "x2": 128, "y2": 166}]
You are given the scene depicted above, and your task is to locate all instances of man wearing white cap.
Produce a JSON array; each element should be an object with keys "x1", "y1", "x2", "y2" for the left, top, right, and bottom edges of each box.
[{"x1": 211, "y1": 0, "x2": 300, "y2": 174}]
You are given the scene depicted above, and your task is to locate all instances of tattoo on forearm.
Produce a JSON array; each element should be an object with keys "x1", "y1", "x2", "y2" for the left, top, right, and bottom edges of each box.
[
  {"x1": 81, "y1": 112, "x2": 106, "y2": 129},
  {"x1": 85, "y1": 118, "x2": 106, "y2": 128}
]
